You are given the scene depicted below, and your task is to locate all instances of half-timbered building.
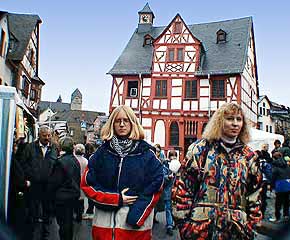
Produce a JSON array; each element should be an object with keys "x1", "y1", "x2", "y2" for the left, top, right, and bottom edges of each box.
[
  {"x1": 108, "y1": 3, "x2": 259, "y2": 158},
  {"x1": 7, "y1": 13, "x2": 44, "y2": 117}
]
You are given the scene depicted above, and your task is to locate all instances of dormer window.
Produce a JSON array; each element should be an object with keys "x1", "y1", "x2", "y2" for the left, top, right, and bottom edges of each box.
[
  {"x1": 173, "y1": 22, "x2": 182, "y2": 34},
  {"x1": 216, "y1": 29, "x2": 226, "y2": 43},
  {"x1": 143, "y1": 34, "x2": 153, "y2": 46}
]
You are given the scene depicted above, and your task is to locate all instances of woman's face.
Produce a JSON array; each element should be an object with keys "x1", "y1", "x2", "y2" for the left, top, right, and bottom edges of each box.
[
  {"x1": 222, "y1": 111, "x2": 243, "y2": 139},
  {"x1": 113, "y1": 109, "x2": 132, "y2": 137}
]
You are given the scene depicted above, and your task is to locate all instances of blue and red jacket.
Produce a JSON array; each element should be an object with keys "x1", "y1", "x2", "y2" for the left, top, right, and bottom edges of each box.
[{"x1": 81, "y1": 140, "x2": 164, "y2": 240}]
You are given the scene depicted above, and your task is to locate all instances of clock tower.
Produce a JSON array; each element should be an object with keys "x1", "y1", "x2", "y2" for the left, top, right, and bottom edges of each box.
[{"x1": 137, "y1": 3, "x2": 155, "y2": 33}]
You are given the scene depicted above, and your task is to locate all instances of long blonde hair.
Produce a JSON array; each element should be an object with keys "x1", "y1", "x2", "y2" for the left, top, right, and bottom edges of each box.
[
  {"x1": 202, "y1": 102, "x2": 250, "y2": 144},
  {"x1": 101, "y1": 105, "x2": 145, "y2": 141}
]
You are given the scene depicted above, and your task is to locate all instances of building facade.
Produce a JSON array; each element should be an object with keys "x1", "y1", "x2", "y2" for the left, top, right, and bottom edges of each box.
[
  {"x1": 108, "y1": 4, "x2": 259, "y2": 158},
  {"x1": 39, "y1": 89, "x2": 106, "y2": 144}
]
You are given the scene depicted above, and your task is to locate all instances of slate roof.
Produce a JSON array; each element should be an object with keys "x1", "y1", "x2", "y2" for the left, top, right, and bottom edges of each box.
[
  {"x1": 39, "y1": 101, "x2": 71, "y2": 113},
  {"x1": 138, "y1": 3, "x2": 155, "y2": 18},
  {"x1": 50, "y1": 110, "x2": 106, "y2": 124},
  {"x1": 7, "y1": 13, "x2": 41, "y2": 61},
  {"x1": 108, "y1": 16, "x2": 253, "y2": 77},
  {"x1": 71, "y1": 88, "x2": 82, "y2": 100}
]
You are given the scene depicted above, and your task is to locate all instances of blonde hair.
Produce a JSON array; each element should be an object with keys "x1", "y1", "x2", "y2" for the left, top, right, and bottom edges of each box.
[
  {"x1": 202, "y1": 102, "x2": 250, "y2": 144},
  {"x1": 74, "y1": 143, "x2": 85, "y2": 155},
  {"x1": 101, "y1": 105, "x2": 145, "y2": 141}
]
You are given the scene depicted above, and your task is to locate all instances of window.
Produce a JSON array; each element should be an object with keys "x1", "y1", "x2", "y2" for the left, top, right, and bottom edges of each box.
[
  {"x1": 30, "y1": 89, "x2": 37, "y2": 101},
  {"x1": 170, "y1": 121, "x2": 179, "y2": 146},
  {"x1": 185, "y1": 80, "x2": 197, "y2": 99},
  {"x1": 173, "y1": 22, "x2": 182, "y2": 34},
  {"x1": 155, "y1": 80, "x2": 167, "y2": 97},
  {"x1": 127, "y1": 80, "x2": 138, "y2": 97},
  {"x1": 22, "y1": 75, "x2": 30, "y2": 97},
  {"x1": 168, "y1": 49, "x2": 174, "y2": 62},
  {"x1": 211, "y1": 80, "x2": 225, "y2": 98},
  {"x1": 269, "y1": 126, "x2": 272, "y2": 133},
  {"x1": 0, "y1": 78, "x2": 2, "y2": 85},
  {"x1": 216, "y1": 29, "x2": 226, "y2": 43},
  {"x1": 177, "y1": 48, "x2": 183, "y2": 61},
  {"x1": 0, "y1": 30, "x2": 6, "y2": 57},
  {"x1": 266, "y1": 125, "x2": 269, "y2": 132},
  {"x1": 167, "y1": 48, "x2": 184, "y2": 62},
  {"x1": 143, "y1": 35, "x2": 153, "y2": 46},
  {"x1": 259, "y1": 107, "x2": 262, "y2": 115}
]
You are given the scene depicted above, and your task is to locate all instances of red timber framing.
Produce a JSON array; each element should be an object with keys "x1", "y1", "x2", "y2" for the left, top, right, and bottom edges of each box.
[{"x1": 109, "y1": 12, "x2": 258, "y2": 160}]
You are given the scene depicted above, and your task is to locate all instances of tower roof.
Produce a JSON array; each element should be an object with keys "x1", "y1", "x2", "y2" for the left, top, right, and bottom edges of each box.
[
  {"x1": 71, "y1": 88, "x2": 82, "y2": 101},
  {"x1": 138, "y1": 3, "x2": 155, "y2": 18}
]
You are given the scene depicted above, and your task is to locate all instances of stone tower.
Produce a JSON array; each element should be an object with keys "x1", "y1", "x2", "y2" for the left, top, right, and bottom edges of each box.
[{"x1": 71, "y1": 88, "x2": 82, "y2": 110}]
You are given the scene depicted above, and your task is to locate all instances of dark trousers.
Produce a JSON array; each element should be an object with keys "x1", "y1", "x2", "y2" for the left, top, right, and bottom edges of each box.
[
  {"x1": 55, "y1": 200, "x2": 76, "y2": 240},
  {"x1": 86, "y1": 198, "x2": 94, "y2": 214},
  {"x1": 261, "y1": 181, "x2": 268, "y2": 218},
  {"x1": 275, "y1": 191, "x2": 290, "y2": 220},
  {"x1": 74, "y1": 199, "x2": 84, "y2": 222},
  {"x1": 25, "y1": 199, "x2": 51, "y2": 240}
]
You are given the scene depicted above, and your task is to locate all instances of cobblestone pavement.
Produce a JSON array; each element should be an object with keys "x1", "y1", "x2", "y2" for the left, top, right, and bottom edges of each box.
[{"x1": 47, "y1": 193, "x2": 288, "y2": 240}]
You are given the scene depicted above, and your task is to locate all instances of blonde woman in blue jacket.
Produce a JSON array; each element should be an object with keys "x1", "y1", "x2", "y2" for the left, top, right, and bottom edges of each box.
[{"x1": 81, "y1": 105, "x2": 163, "y2": 240}]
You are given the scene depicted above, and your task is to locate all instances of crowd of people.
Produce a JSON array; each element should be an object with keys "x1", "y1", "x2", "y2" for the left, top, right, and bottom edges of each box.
[{"x1": 5, "y1": 103, "x2": 290, "y2": 240}]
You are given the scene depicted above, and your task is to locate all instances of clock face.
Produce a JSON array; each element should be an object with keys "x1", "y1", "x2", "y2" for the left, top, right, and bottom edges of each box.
[{"x1": 141, "y1": 14, "x2": 150, "y2": 23}]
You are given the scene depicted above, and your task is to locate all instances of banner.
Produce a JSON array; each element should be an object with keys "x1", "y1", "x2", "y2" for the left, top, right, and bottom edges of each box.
[
  {"x1": 16, "y1": 107, "x2": 25, "y2": 139},
  {"x1": 0, "y1": 86, "x2": 16, "y2": 222}
]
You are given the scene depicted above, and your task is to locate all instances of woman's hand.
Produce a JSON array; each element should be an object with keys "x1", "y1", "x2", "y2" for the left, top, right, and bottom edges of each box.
[{"x1": 121, "y1": 188, "x2": 138, "y2": 205}]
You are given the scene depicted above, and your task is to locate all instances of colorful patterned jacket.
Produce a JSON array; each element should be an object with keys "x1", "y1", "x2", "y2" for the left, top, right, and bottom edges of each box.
[
  {"x1": 81, "y1": 140, "x2": 163, "y2": 240},
  {"x1": 172, "y1": 139, "x2": 262, "y2": 240}
]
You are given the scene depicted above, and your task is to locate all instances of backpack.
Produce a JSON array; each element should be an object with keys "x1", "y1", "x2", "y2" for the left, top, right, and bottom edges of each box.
[{"x1": 260, "y1": 160, "x2": 272, "y2": 181}]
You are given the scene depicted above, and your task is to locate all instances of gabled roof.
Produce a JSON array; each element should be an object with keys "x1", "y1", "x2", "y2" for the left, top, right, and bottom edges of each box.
[
  {"x1": 50, "y1": 110, "x2": 106, "y2": 124},
  {"x1": 39, "y1": 101, "x2": 71, "y2": 114},
  {"x1": 108, "y1": 16, "x2": 253, "y2": 76},
  {"x1": 7, "y1": 13, "x2": 41, "y2": 61}
]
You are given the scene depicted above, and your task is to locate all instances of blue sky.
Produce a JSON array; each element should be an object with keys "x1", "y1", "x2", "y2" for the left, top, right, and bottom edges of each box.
[{"x1": 2, "y1": 0, "x2": 290, "y2": 113}]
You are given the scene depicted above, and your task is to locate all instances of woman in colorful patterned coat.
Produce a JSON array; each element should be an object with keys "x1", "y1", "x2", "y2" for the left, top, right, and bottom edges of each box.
[
  {"x1": 81, "y1": 105, "x2": 164, "y2": 240},
  {"x1": 172, "y1": 103, "x2": 262, "y2": 240}
]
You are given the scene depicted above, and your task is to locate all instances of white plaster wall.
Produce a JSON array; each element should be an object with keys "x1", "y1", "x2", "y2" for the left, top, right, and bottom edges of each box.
[
  {"x1": 183, "y1": 101, "x2": 190, "y2": 111},
  {"x1": 142, "y1": 78, "x2": 151, "y2": 87},
  {"x1": 142, "y1": 88, "x2": 150, "y2": 96},
  {"x1": 0, "y1": 17, "x2": 12, "y2": 86},
  {"x1": 161, "y1": 99, "x2": 167, "y2": 109},
  {"x1": 211, "y1": 101, "x2": 217, "y2": 110},
  {"x1": 200, "y1": 79, "x2": 209, "y2": 87},
  {"x1": 172, "y1": 79, "x2": 182, "y2": 86},
  {"x1": 142, "y1": 118, "x2": 152, "y2": 127},
  {"x1": 191, "y1": 101, "x2": 198, "y2": 111},
  {"x1": 171, "y1": 87, "x2": 182, "y2": 96},
  {"x1": 153, "y1": 100, "x2": 160, "y2": 109},
  {"x1": 144, "y1": 129, "x2": 152, "y2": 143},
  {"x1": 200, "y1": 88, "x2": 209, "y2": 97},
  {"x1": 171, "y1": 97, "x2": 181, "y2": 109},
  {"x1": 125, "y1": 99, "x2": 131, "y2": 106},
  {"x1": 131, "y1": 99, "x2": 138, "y2": 108},
  {"x1": 199, "y1": 98, "x2": 208, "y2": 111},
  {"x1": 154, "y1": 120, "x2": 165, "y2": 147}
]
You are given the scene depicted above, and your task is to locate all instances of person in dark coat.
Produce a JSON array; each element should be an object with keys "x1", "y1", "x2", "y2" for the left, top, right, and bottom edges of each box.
[
  {"x1": 163, "y1": 150, "x2": 179, "y2": 236},
  {"x1": 270, "y1": 151, "x2": 290, "y2": 222},
  {"x1": 272, "y1": 139, "x2": 281, "y2": 157},
  {"x1": 18, "y1": 126, "x2": 58, "y2": 240},
  {"x1": 7, "y1": 138, "x2": 29, "y2": 240},
  {"x1": 48, "y1": 137, "x2": 81, "y2": 240}
]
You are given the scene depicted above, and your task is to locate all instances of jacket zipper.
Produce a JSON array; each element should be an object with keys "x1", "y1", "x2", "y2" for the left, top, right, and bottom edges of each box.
[
  {"x1": 117, "y1": 157, "x2": 124, "y2": 188},
  {"x1": 113, "y1": 157, "x2": 124, "y2": 240}
]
